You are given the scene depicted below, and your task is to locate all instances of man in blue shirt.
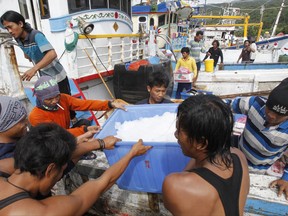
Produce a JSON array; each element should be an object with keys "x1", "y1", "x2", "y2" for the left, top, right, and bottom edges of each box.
[
  {"x1": 231, "y1": 80, "x2": 288, "y2": 198},
  {"x1": 1, "y1": 10, "x2": 76, "y2": 120}
]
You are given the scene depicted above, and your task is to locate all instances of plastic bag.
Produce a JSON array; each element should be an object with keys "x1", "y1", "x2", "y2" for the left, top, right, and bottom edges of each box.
[
  {"x1": 128, "y1": 60, "x2": 149, "y2": 71},
  {"x1": 176, "y1": 66, "x2": 191, "y2": 74}
]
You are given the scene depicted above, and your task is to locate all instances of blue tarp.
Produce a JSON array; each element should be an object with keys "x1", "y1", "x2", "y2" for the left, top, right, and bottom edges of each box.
[
  {"x1": 132, "y1": 5, "x2": 151, "y2": 13},
  {"x1": 132, "y1": 2, "x2": 168, "y2": 13}
]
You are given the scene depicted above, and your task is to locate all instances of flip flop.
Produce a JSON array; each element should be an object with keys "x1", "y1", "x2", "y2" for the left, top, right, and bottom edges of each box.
[{"x1": 80, "y1": 152, "x2": 97, "y2": 160}]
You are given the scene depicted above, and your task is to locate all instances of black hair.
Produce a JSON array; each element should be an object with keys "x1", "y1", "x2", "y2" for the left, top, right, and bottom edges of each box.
[
  {"x1": 1, "y1": 10, "x2": 32, "y2": 32},
  {"x1": 244, "y1": 40, "x2": 250, "y2": 45},
  {"x1": 212, "y1": 40, "x2": 220, "y2": 47},
  {"x1": 181, "y1": 47, "x2": 190, "y2": 54},
  {"x1": 177, "y1": 95, "x2": 233, "y2": 168},
  {"x1": 147, "y1": 71, "x2": 169, "y2": 88},
  {"x1": 14, "y1": 123, "x2": 76, "y2": 178},
  {"x1": 249, "y1": 36, "x2": 255, "y2": 43},
  {"x1": 196, "y1": 30, "x2": 204, "y2": 36}
]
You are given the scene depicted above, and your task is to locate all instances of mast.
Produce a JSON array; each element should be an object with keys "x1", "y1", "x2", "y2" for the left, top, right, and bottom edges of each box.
[{"x1": 271, "y1": 0, "x2": 285, "y2": 37}]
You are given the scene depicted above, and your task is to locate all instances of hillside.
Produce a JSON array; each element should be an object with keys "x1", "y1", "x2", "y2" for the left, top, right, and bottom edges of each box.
[{"x1": 200, "y1": 0, "x2": 288, "y2": 36}]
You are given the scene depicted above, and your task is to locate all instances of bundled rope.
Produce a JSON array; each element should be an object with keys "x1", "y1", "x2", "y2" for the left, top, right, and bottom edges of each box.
[
  {"x1": 218, "y1": 90, "x2": 271, "y2": 99},
  {"x1": 171, "y1": 90, "x2": 272, "y2": 103}
]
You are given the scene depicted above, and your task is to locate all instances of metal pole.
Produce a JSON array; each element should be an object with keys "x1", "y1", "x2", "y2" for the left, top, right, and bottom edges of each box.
[
  {"x1": 271, "y1": 0, "x2": 285, "y2": 37},
  {"x1": 83, "y1": 49, "x2": 115, "y2": 99}
]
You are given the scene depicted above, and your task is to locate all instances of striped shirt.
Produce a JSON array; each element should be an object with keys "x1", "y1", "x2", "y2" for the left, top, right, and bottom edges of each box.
[
  {"x1": 232, "y1": 96, "x2": 288, "y2": 180},
  {"x1": 188, "y1": 39, "x2": 205, "y2": 62}
]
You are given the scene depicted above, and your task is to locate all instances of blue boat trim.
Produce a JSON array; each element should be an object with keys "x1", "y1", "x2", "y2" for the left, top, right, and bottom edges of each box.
[
  {"x1": 245, "y1": 197, "x2": 288, "y2": 216},
  {"x1": 49, "y1": 9, "x2": 132, "y2": 32},
  {"x1": 222, "y1": 62, "x2": 288, "y2": 70}
]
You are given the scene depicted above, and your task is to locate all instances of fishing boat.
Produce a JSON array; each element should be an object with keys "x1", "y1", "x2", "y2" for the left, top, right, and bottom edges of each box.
[
  {"x1": 132, "y1": 0, "x2": 194, "y2": 49},
  {"x1": 0, "y1": 0, "x2": 147, "y2": 101}
]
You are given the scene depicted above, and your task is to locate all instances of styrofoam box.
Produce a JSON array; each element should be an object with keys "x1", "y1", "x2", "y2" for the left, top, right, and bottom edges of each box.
[
  {"x1": 95, "y1": 104, "x2": 190, "y2": 193},
  {"x1": 173, "y1": 72, "x2": 193, "y2": 83}
]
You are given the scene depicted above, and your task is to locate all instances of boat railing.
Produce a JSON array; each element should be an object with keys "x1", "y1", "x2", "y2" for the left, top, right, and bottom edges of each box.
[{"x1": 70, "y1": 34, "x2": 146, "y2": 79}]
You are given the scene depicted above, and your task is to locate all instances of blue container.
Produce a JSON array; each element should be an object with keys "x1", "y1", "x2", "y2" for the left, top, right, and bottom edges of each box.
[
  {"x1": 95, "y1": 104, "x2": 190, "y2": 193},
  {"x1": 181, "y1": 89, "x2": 213, "y2": 100},
  {"x1": 148, "y1": 56, "x2": 160, "y2": 64}
]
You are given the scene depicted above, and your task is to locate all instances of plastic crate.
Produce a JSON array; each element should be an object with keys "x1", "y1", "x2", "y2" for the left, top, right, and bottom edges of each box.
[
  {"x1": 181, "y1": 89, "x2": 213, "y2": 100},
  {"x1": 95, "y1": 104, "x2": 190, "y2": 193}
]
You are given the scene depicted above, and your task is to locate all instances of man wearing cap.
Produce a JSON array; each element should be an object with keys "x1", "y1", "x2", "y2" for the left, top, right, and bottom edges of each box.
[
  {"x1": 0, "y1": 96, "x2": 28, "y2": 160},
  {"x1": 29, "y1": 76, "x2": 127, "y2": 137},
  {"x1": 231, "y1": 80, "x2": 288, "y2": 198}
]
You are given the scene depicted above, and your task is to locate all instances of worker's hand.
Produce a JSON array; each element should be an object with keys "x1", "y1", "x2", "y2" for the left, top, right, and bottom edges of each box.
[
  {"x1": 130, "y1": 139, "x2": 152, "y2": 157},
  {"x1": 207, "y1": 52, "x2": 211, "y2": 56},
  {"x1": 111, "y1": 100, "x2": 128, "y2": 111},
  {"x1": 76, "y1": 131, "x2": 95, "y2": 143},
  {"x1": 87, "y1": 125, "x2": 101, "y2": 133},
  {"x1": 269, "y1": 179, "x2": 288, "y2": 200},
  {"x1": 21, "y1": 68, "x2": 37, "y2": 81},
  {"x1": 103, "y1": 136, "x2": 122, "y2": 150}
]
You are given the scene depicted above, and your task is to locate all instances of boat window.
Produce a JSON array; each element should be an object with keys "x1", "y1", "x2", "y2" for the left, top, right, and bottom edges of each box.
[
  {"x1": 122, "y1": 0, "x2": 131, "y2": 17},
  {"x1": 109, "y1": 0, "x2": 120, "y2": 10},
  {"x1": 139, "y1": 17, "x2": 147, "y2": 22},
  {"x1": 68, "y1": 0, "x2": 89, "y2": 14},
  {"x1": 39, "y1": 0, "x2": 50, "y2": 19},
  {"x1": 172, "y1": 13, "x2": 177, "y2": 24},
  {"x1": 18, "y1": 0, "x2": 29, "y2": 19},
  {"x1": 138, "y1": 16, "x2": 147, "y2": 32},
  {"x1": 149, "y1": 18, "x2": 154, "y2": 27},
  {"x1": 67, "y1": 0, "x2": 131, "y2": 18},
  {"x1": 158, "y1": 15, "x2": 165, "y2": 26},
  {"x1": 91, "y1": 0, "x2": 107, "y2": 9},
  {"x1": 168, "y1": 13, "x2": 177, "y2": 24}
]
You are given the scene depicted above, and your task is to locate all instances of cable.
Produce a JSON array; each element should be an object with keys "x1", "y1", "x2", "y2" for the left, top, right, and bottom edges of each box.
[
  {"x1": 156, "y1": 34, "x2": 178, "y2": 61},
  {"x1": 84, "y1": 34, "x2": 109, "y2": 72},
  {"x1": 58, "y1": 49, "x2": 66, "y2": 61}
]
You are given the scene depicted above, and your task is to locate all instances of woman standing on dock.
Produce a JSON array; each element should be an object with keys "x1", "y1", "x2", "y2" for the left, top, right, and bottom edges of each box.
[
  {"x1": 237, "y1": 40, "x2": 255, "y2": 63},
  {"x1": 203, "y1": 39, "x2": 224, "y2": 68}
]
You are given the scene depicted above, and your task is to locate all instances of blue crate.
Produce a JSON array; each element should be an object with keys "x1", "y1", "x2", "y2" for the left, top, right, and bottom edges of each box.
[
  {"x1": 95, "y1": 104, "x2": 190, "y2": 193},
  {"x1": 181, "y1": 89, "x2": 213, "y2": 100}
]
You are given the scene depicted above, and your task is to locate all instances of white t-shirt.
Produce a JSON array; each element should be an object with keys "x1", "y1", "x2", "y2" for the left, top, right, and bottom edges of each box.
[{"x1": 250, "y1": 43, "x2": 257, "y2": 60}]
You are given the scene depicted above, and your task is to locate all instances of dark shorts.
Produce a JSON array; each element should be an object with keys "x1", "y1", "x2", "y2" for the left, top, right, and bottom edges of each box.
[
  {"x1": 196, "y1": 61, "x2": 201, "y2": 71},
  {"x1": 57, "y1": 76, "x2": 71, "y2": 95},
  {"x1": 176, "y1": 82, "x2": 192, "y2": 99}
]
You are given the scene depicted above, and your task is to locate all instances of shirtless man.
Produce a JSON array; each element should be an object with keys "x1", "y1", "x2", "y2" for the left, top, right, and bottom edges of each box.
[
  {"x1": 0, "y1": 123, "x2": 151, "y2": 215},
  {"x1": 163, "y1": 95, "x2": 250, "y2": 216}
]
